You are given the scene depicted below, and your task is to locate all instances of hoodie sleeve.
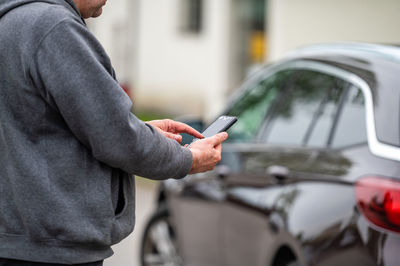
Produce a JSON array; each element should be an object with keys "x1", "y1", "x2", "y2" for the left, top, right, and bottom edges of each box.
[{"x1": 29, "y1": 18, "x2": 193, "y2": 179}]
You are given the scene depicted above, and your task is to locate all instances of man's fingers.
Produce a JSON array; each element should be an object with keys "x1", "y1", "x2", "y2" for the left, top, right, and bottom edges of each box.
[
  {"x1": 209, "y1": 132, "x2": 228, "y2": 146},
  {"x1": 147, "y1": 119, "x2": 203, "y2": 139},
  {"x1": 188, "y1": 132, "x2": 229, "y2": 174},
  {"x1": 164, "y1": 132, "x2": 182, "y2": 143},
  {"x1": 170, "y1": 121, "x2": 203, "y2": 139}
]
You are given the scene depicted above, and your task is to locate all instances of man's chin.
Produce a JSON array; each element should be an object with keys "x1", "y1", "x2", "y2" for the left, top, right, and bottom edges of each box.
[{"x1": 89, "y1": 8, "x2": 103, "y2": 18}]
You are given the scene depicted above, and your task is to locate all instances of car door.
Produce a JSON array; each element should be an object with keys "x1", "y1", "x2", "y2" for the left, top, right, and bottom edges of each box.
[
  {"x1": 218, "y1": 67, "x2": 351, "y2": 266},
  {"x1": 169, "y1": 68, "x2": 293, "y2": 266},
  {"x1": 289, "y1": 84, "x2": 377, "y2": 266}
]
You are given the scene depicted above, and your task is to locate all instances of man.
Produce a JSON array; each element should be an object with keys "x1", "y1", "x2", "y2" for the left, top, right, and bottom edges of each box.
[{"x1": 0, "y1": 0, "x2": 228, "y2": 265}]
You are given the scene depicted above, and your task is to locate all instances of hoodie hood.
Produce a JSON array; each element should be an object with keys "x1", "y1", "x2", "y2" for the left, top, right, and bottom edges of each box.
[{"x1": 0, "y1": 0, "x2": 81, "y2": 19}]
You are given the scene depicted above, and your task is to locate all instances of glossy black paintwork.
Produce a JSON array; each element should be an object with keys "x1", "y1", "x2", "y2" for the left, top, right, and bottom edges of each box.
[
  {"x1": 167, "y1": 143, "x2": 400, "y2": 266},
  {"x1": 159, "y1": 44, "x2": 400, "y2": 266}
]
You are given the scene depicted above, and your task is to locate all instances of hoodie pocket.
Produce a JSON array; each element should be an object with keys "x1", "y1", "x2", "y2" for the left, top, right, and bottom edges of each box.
[
  {"x1": 112, "y1": 169, "x2": 126, "y2": 217},
  {"x1": 110, "y1": 171, "x2": 136, "y2": 245},
  {"x1": 112, "y1": 168, "x2": 132, "y2": 217}
]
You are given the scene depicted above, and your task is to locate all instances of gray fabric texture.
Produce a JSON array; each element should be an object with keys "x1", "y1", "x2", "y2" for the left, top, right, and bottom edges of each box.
[{"x1": 0, "y1": 0, "x2": 193, "y2": 263}]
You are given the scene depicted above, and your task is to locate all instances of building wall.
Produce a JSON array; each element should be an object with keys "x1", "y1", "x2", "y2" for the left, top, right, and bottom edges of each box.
[
  {"x1": 88, "y1": 0, "x2": 400, "y2": 119},
  {"x1": 88, "y1": 0, "x2": 234, "y2": 120},
  {"x1": 134, "y1": 0, "x2": 232, "y2": 120},
  {"x1": 268, "y1": 0, "x2": 400, "y2": 61}
]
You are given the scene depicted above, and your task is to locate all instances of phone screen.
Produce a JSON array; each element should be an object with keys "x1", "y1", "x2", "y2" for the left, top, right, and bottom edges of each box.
[
  {"x1": 189, "y1": 116, "x2": 237, "y2": 146},
  {"x1": 201, "y1": 116, "x2": 237, "y2": 138}
]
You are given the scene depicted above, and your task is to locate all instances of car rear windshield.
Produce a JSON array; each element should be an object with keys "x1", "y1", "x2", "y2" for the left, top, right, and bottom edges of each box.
[{"x1": 371, "y1": 59, "x2": 400, "y2": 147}]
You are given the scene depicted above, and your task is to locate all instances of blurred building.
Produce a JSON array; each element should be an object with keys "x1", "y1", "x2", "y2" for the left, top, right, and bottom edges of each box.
[
  {"x1": 268, "y1": 0, "x2": 400, "y2": 61},
  {"x1": 86, "y1": 0, "x2": 132, "y2": 93},
  {"x1": 88, "y1": 0, "x2": 400, "y2": 120}
]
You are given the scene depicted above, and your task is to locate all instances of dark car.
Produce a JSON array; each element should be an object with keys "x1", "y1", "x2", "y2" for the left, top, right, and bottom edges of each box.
[{"x1": 140, "y1": 43, "x2": 400, "y2": 266}]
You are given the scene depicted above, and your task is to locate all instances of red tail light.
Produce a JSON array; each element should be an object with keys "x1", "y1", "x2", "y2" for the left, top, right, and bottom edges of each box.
[{"x1": 355, "y1": 176, "x2": 400, "y2": 233}]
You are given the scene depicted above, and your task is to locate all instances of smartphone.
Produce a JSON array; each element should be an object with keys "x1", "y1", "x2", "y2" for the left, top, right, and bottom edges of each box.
[{"x1": 189, "y1": 116, "x2": 237, "y2": 146}]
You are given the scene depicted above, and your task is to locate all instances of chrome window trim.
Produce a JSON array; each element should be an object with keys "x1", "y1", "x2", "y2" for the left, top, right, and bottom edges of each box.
[{"x1": 227, "y1": 60, "x2": 400, "y2": 162}]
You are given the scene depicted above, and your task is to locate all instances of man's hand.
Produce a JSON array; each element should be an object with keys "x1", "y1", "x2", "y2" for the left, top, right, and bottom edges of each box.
[
  {"x1": 146, "y1": 119, "x2": 203, "y2": 143},
  {"x1": 189, "y1": 132, "x2": 228, "y2": 174}
]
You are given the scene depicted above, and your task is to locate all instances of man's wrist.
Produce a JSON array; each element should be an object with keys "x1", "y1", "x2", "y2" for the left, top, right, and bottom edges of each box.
[
  {"x1": 188, "y1": 148, "x2": 198, "y2": 174},
  {"x1": 179, "y1": 146, "x2": 195, "y2": 177}
]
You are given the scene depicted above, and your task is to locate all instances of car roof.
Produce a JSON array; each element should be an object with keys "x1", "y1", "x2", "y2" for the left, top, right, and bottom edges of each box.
[{"x1": 285, "y1": 42, "x2": 400, "y2": 66}]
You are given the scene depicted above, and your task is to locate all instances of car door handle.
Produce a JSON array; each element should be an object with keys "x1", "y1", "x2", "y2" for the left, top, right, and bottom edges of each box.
[
  {"x1": 215, "y1": 164, "x2": 231, "y2": 179},
  {"x1": 266, "y1": 165, "x2": 290, "y2": 181}
]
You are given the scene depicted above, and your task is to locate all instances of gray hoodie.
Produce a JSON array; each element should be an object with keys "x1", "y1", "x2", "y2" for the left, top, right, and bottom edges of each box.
[{"x1": 0, "y1": 0, "x2": 192, "y2": 263}]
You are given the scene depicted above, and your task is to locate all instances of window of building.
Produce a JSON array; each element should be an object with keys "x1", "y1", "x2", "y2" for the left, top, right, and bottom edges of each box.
[{"x1": 181, "y1": 0, "x2": 203, "y2": 34}]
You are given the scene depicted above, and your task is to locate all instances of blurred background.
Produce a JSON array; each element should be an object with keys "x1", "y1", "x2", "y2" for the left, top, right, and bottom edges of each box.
[
  {"x1": 87, "y1": 0, "x2": 400, "y2": 122},
  {"x1": 85, "y1": 0, "x2": 400, "y2": 265}
]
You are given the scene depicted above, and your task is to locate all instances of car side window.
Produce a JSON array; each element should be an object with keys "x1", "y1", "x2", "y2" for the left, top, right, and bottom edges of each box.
[
  {"x1": 306, "y1": 81, "x2": 344, "y2": 147},
  {"x1": 225, "y1": 70, "x2": 293, "y2": 143},
  {"x1": 330, "y1": 85, "x2": 367, "y2": 148},
  {"x1": 260, "y1": 70, "x2": 346, "y2": 147}
]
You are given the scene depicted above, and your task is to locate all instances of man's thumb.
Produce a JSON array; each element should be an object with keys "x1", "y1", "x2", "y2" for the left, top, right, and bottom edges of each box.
[{"x1": 212, "y1": 132, "x2": 228, "y2": 145}]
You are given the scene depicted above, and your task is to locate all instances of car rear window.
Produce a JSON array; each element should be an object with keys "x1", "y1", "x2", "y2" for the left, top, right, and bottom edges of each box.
[
  {"x1": 331, "y1": 85, "x2": 367, "y2": 148},
  {"x1": 372, "y1": 60, "x2": 400, "y2": 146}
]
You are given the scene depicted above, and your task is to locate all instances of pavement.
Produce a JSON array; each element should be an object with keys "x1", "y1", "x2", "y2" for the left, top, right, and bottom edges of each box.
[{"x1": 104, "y1": 178, "x2": 159, "y2": 266}]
